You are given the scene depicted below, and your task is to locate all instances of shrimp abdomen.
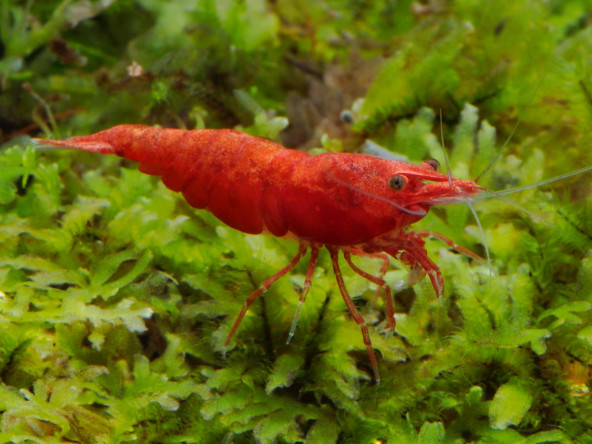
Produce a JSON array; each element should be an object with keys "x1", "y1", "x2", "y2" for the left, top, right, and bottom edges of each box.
[{"x1": 37, "y1": 125, "x2": 301, "y2": 234}]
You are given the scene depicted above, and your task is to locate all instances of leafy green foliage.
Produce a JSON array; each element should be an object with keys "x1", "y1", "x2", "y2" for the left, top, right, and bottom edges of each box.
[
  {"x1": 489, "y1": 379, "x2": 533, "y2": 430},
  {"x1": 1, "y1": 0, "x2": 592, "y2": 442}
]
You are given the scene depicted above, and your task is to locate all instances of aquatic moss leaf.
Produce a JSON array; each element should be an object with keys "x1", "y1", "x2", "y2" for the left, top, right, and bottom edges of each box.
[
  {"x1": 89, "y1": 250, "x2": 152, "y2": 300},
  {"x1": 538, "y1": 301, "x2": 592, "y2": 330},
  {"x1": 265, "y1": 352, "x2": 304, "y2": 394},
  {"x1": 418, "y1": 421, "x2": 445, "y2": 444},
  {"x1": 489, "y1": 379, "x2": 533, "y2": 430}
]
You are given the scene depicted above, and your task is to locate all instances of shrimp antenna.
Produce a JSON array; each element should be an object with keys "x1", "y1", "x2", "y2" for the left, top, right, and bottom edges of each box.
[
  {"x1": 474, "y1": 71, "x2": 547, "y2": 183},
  {"x1": 472, "y1": 190, "x2": 552, "y2": 226},
  {"x1": 488, "y1": 165, "x2": 592, "y2": 196},
  {"x1": 438, "y1": 110, "x2": 490, "y2": 275},
  {"x1": 429, "y1": 188, "x2": 553, "y2": 226},
  {"x1": 428, "y1": 192, "x2": 549, "y2": 225},
  {"x1": 326, "y1": 172, "x2": 427, "y2": 216},
  {"x1": 474, "y1": 119, "x2": 520, "y2": 183},
  {"x1": 468, "y1": 165, "x2": 592, "y2": 226},
  {"x1": 466, "y1": 201, "x2": 491, "y2": 278}
]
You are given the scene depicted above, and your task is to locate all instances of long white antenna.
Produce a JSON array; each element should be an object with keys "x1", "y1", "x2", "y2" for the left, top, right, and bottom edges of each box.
[
  {"x1": 474, "y1": 120, "x2": 520, "y2": 183},
  {"x1": 491, "y1": 165, "x2": 592, "y2": 196},
  {"x1": 466, "y1": 201, "x2": 491, "y2": 278},
  {"x1": 474, "y1": 70, "x2": 548, "y2": 183}
]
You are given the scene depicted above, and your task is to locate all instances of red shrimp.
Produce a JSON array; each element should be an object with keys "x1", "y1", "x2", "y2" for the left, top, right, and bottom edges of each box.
[{"x1": 35, "y1": 124, "x2": 484, "y2": 382}]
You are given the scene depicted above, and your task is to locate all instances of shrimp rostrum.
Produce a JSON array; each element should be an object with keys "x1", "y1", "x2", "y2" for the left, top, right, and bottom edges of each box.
[{"x1": 36, "y1": 124, "x2": 485, "y2": 382}]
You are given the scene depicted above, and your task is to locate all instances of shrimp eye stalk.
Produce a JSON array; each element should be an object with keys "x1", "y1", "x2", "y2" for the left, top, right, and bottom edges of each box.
[{"x1": 389, "y1": 175, "x2": 406, "y2": 191}]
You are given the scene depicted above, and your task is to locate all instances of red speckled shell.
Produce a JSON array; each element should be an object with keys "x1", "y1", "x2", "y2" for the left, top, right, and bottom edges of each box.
[{"x1": 37, "y1": 124, "x2": 481, "y2": 245}]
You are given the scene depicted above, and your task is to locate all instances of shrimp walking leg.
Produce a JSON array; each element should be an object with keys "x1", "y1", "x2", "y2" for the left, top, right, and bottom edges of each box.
[
  {"x1": 351, "y1": 248, "x2": 390, "y2": 293},
  {"x1": 363, "y1": 232, "x2": 444, "y2": 297},
  {"x1": 328, "y1": 247, "x2": 380, "y2": 383},
  {"x1": 394, "y1": 243, "x2": 444, "y2": 297},
  {"x1": 287, "y1": 245, "x2": 320, "y2": 344},
  {"x1": 343, "y1": 250, "x2": 395, "y2": 331},
  {"x1": 416, "y1": 230, "x2": 483, "y2": 262},
  {"x1": 226, "y1": 243, "x2": 308, "y2": 346}
]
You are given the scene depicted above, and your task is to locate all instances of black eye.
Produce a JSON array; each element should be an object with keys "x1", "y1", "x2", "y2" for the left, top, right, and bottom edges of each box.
[
  {"x1": 425, "y1": 158, "x2": 440, "y2": 171},
  {"x1": 388, "y1": 175, "x2": 406, "y2": 190}
]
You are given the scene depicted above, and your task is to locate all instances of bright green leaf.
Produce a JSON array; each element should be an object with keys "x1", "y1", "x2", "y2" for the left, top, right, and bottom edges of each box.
[{"x1": 489, "y1": 379, "x2": 533, "y2": 430}]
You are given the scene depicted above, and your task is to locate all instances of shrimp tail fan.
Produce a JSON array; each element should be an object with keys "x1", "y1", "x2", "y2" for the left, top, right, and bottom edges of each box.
[{"x1": 34, "y1": 136, "x2": 116, "y2": 154}]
